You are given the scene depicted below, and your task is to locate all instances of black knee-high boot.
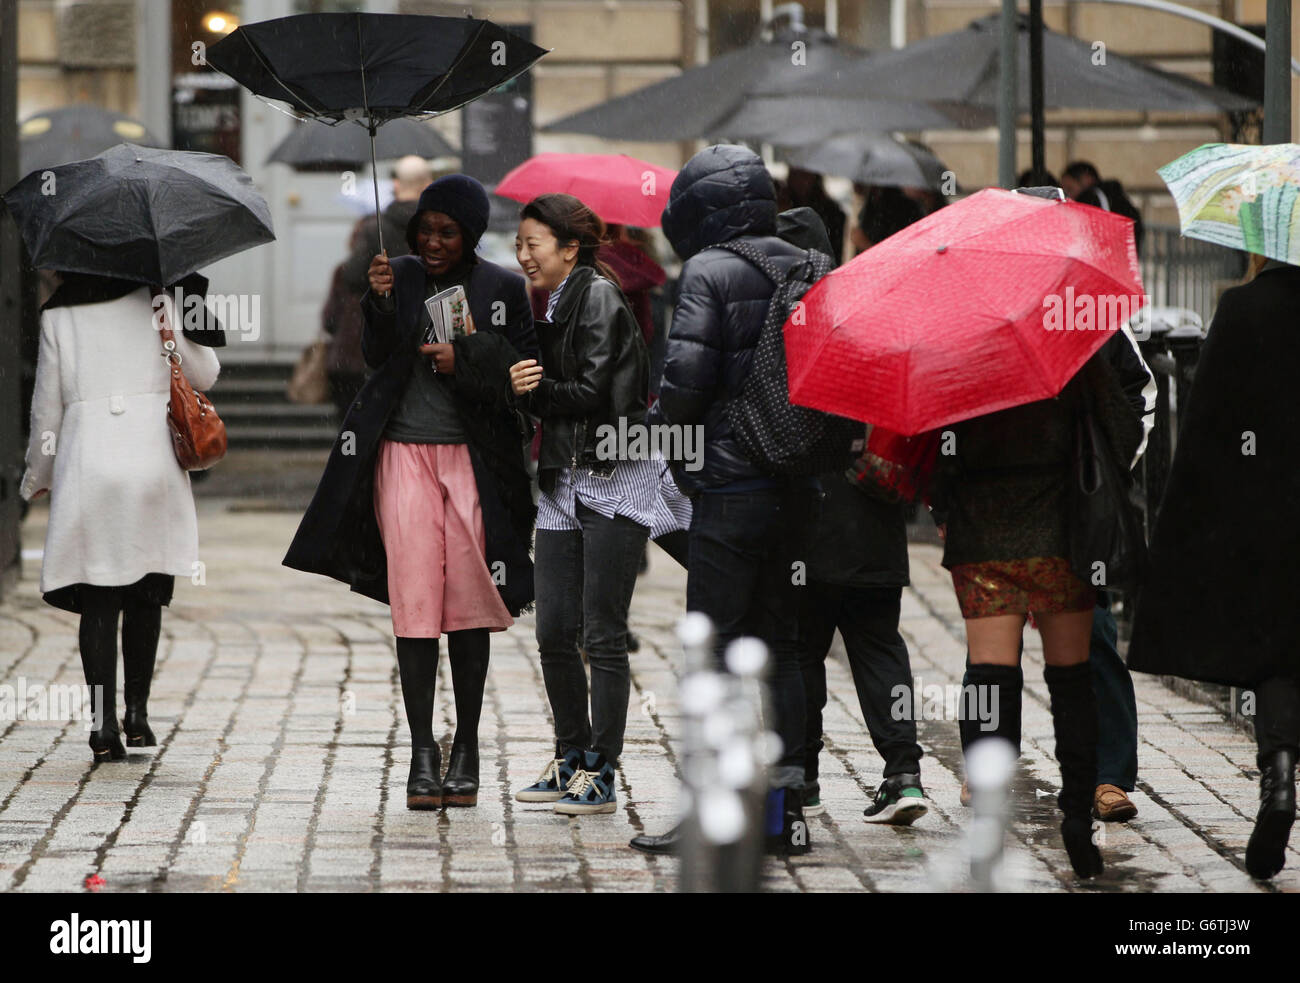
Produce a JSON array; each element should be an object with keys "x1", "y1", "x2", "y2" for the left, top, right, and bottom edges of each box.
[
  {"x1": 1045, "y1": 662, "x2": 1104, "y2": 879},
  {"x1": 395, "y1": 636, "x2": 441, "y2": 810},
  {"x1": 122, "y1": 599, "x2": 162, "y2": 747},
  {"x1": 79, "y1": 587, "x2": 125, "y2": 762},
  {"x1": 960, "y1": 664, "x2": 1023, "y2": 754},
  {"x1": 444, "y1": 629, "x2": 489, "y2": 807}
]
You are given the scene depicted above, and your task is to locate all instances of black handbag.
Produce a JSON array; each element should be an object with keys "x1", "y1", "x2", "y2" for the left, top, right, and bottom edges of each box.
[{"x1": 1067, "y1": 382, "x2": 1148, "y2": 594}]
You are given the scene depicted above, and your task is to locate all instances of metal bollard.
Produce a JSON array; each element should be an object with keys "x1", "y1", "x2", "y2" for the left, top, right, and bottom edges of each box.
[
  {"x1": 677, "y1": 615, "x2": 774, "y2": 893},
  {"x1": 965, "y1": 737, "x2": 1018, "y2": 892}
]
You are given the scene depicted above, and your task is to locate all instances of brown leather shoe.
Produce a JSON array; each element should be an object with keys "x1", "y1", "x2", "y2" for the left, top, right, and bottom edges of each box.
[{"x1": 1093, "y1": 784, "x2": 1138, "y2": 822}]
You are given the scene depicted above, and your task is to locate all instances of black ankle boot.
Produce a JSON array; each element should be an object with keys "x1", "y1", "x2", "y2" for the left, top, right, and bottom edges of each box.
[
  {"x1": 442, "y1": 743, "x2": 479, "y2": 807},
  {"x1": 1246, "y1": 747, "x2": 1297, "y2": 879},
  {"x1": 89, "y1": 723, "x2": 126, "y2": 762},
  {"x1": 444, "y1": 630, "x2": 488, "y2": 807},
  {"x1": 407, "y1": 746, "x2": 442, "y2": 810},
  {"x1": 1045, "y1": 662, "x2": 1104, "y2": 879}
]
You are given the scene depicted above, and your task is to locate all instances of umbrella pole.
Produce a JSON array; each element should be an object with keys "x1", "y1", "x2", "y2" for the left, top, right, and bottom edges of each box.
[
  {"x1": 368, "y1": 121, "x2": 385, "y2": 257},
  {"x1": 1029, "y1": 0, "x2": 1045, "y2": 178}
]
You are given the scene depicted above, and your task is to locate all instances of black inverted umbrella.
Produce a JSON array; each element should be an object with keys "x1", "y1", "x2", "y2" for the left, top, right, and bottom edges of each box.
[
  {"x1": 784, "y1": 133, "x2": 952, "y2": 191},
  {"x1": 19, "y1": 104, "x2": 162, "y2": 177},
  {"x1": 267, "y1": 116, "x2": 456, "y2": 169},
  {"x1": 207, "y1": 12, "x2": 547, "y2": 253},
  {"x1": 1, "y1": 144, "x2": 275, "y2": 286},
  {"x1": 776, "y1": 13, "x2": 1256, "y2": 112}
]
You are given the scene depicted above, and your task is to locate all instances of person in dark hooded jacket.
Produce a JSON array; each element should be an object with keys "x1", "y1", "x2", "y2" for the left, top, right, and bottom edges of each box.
[{"x1": 630, "y1": 145, "x2": 816, "y2": 857}]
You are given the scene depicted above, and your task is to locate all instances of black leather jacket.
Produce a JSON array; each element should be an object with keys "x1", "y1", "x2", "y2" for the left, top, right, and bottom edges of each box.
[{"x1": 526, "y1": 264, "x2": 649, "y2": 490}]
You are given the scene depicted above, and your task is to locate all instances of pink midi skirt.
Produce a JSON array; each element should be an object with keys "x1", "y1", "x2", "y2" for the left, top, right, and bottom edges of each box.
[{"x1": 373, "y1": 440, "x2": 514, "y2": 638}]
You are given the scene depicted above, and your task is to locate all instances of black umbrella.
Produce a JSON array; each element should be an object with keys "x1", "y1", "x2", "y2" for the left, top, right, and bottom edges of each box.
[
  {"x1": 207, "y1": 12, "x2": 547, "y2": 253},
  {"x1": 267, "y1": 117, "x2": 457, "y2": 169},
  {"x1": 784, "y1": 133, "x2": 952, "y2": 191},
  {"x1": 19, "y1": 104, "x2": 162, "y2": 177},
  {"x1": 711, "y1": 96, "x2": 988, "y2": 145},
  {"x1": 1, "y1": 144, "x2": 275, "y2": 286}
]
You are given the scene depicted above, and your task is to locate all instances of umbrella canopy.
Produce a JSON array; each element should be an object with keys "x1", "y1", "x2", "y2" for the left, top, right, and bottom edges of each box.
[
  {"x1": 19, "y1": 104, "x2": 161, "y2": 177},
  {"x1": 784, "y1": 133, "x2": 952, "y2": 191},
  {"x1": 543, "y1": 28, "x2": 897, "y2": 141},
  {"x1": 786, "y1": 188, "x2": 1144, "y2": 435},
  {"x1": 709, "y1": 96, "x2": 987, "y2": 145},
  {"x1": 495, "y1": 154, "x2": 678, "y2": 228},
  {"x1": 1159, "y1": 142, "x2": 1300, "y2": 265},
  {"x1": 206, "y1": 12, "x2": 547, "y2": 124},
  {"x1": 207, "y1": 11, "x2": 547, "y2": 254},
  {"x1": 268, "y1": 117, "x2": 456, "y2": 169},
  {"x1": 774, "y1": 13, "x2": 1256, "y2": 114},
  {"x1": 2, "y1": 144, "x2": 275, "y2": 286}
]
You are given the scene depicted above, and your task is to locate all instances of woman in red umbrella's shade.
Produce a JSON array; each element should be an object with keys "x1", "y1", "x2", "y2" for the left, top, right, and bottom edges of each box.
[{"x1": 928, "y1": 352, "x2": 1143, "y2": 880}]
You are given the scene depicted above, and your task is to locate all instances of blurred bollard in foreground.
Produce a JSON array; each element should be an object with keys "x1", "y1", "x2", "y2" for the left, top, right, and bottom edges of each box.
[
  {"x1": 678, "y1": 614, "x2": 775, "y2": 893},
  {"x1": 965, "y1": 737, "x2": 1017, "y2": 892}
]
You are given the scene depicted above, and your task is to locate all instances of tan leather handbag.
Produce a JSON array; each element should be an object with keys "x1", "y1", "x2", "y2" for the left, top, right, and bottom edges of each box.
[{"x1": 157, "y1": 304, "x2": 227, "y2": 471}]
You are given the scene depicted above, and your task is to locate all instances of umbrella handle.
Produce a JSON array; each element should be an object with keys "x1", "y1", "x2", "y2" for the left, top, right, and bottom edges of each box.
[{"x1": 368, "y1": 121, "x2": 389, "y2": 296}]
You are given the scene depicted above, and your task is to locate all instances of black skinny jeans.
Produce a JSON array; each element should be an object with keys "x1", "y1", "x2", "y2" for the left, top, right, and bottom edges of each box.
[
  {"x1": 1255, "y1": 675, "x2": 1300, "y2": 758},
  {"x1": 535, "y1": 500, "x2": 648, "y2": 766}
]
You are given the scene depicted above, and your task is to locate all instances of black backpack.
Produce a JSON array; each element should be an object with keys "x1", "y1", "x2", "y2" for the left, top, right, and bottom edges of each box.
[{"x1": 716, "y1": 239, "x2": 863, "y2": 476}]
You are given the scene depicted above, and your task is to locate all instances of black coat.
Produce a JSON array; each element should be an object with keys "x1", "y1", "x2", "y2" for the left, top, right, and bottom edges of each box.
[
  {"x1": 1127, "y1": 264, "x2": 1300, "y2": 687},
  {"x1": 525, "y1": 264, "x2": 648, "y2": 486},
  {"x1": 805, "y1": 467, "x2": 910, "y2": 589},
  {"x1": 650, "y1": 144, "x2": 810, "y2": 494},
  {"x1": 282, "y1": 255, "x2": 539, "y2": 614}
]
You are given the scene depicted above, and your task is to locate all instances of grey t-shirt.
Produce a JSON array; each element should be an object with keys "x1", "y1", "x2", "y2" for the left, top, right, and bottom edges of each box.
[{"x1": 383, "y1": 265, "x2": 470, "y2": 445}]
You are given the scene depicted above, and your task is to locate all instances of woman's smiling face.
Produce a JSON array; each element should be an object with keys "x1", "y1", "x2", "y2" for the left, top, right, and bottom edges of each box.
[
  {"x1": 515, "y1": 217, "x2": 578, "y2": 293},
  {"x1": 416, "y1": 211, "x2": 464, "y2": 276}
]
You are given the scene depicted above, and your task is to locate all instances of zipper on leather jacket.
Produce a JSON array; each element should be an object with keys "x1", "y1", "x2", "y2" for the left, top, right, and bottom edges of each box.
[{"x1": 572, "y1": 418, "x2": 586, "y2": 468}]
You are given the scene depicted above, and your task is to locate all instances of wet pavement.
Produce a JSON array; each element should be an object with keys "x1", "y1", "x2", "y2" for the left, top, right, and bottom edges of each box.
[{"x1": 1, "y1": 491, "x2": 1295, "y2": 893}]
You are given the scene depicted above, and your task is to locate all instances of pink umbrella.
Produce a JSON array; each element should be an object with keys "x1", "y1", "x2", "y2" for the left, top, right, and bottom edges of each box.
[{"x1": 495, "y1": 153, "x2": 678, "y2": 227}]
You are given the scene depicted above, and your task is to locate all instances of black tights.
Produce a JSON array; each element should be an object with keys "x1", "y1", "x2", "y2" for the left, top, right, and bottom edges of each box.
[
  {"x1": 78, "y1": 586, "x2": 162, "y2": 730},
  {"x1": 395, "y1": 629, "x2": 491, "y2": 749}
]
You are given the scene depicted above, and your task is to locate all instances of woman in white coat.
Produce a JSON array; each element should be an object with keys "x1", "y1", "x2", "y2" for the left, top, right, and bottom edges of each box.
[{"x1": 21, "y1": 273, "x2": 220, "y2": 762}]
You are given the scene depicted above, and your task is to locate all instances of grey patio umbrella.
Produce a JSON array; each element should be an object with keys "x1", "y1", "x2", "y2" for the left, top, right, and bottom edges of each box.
[
  {"x1": 710, "y1": 96, "x2": 988, "y2": 145},
  {"x1": 783, "y1": 133, "x2": 952, "y2": 191},
  {"x1": 267, "y1": 116, "x2": 457, "y2": 169},
  {"x1": 774, "y1": 13, "x2": 1257, "y2": 114},
  {"x1": 19, "y1": 105, "x2": 162, "y2": 177},
  {"x1": 542, "y1": 27, "x2": 976, "y2": 142}
]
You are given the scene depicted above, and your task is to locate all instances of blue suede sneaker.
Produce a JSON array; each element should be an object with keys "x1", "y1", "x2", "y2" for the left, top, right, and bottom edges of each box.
[
  {"x1": 554, "y1": 750, "x2": 617, "y2": 815},
  {"x1": 516, "y1": 746, "x2": 583, "y2": 803}
]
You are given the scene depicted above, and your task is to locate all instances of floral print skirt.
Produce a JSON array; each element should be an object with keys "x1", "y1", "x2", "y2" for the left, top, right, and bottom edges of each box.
[{"x1": 950, "y1": 556, "x2": 1094, "y2": 619}]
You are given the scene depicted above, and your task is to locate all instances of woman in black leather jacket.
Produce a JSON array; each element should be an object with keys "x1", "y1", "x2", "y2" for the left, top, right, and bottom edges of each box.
[{"x1": 508, "y1": 194, "x2": 655, "y2": 817}]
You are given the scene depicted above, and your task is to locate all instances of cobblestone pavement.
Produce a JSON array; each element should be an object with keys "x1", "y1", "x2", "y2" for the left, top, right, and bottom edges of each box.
[{"x1": 1, "y1": 500, "x2": 1295, "y2": 893}]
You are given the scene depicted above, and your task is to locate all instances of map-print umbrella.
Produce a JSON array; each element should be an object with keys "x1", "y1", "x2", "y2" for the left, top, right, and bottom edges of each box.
[
  {"x1": 1, "y1": 144, "x2": 275, "y2": 286},
  {"x1": 206, "y1": 11, "x2": 547, "y2": 252},
  {"x1": 495, "y1": 154, "x2": 678, "y2": 228},
  {"x1": 1159, "y1": 143, "x2": 1300, "y2": 266}
]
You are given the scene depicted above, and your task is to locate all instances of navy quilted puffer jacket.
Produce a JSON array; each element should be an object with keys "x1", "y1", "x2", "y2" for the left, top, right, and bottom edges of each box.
[{"x1": 650, "y1": 144, "x2": 810, "y2": 493}]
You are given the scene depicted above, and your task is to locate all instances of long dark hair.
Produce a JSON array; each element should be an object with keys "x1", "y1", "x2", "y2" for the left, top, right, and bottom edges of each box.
[{"x1": 519, "y1": 193, "x2": 621, "y2": 289}]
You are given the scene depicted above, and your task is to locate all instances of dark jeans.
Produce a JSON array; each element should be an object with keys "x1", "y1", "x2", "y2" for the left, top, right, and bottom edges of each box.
[
  {"x1": 799, "y1": 583, "x2": 922, "y2": 782},
  {"x1": 1092, "y1": 602, "x2": 1139, "y2": 790},
  {"x1": 687, "y1": 482, "x2": 813, "y2": 789},
  {"x1": 962, "y1": 600, "x2": 1140, "y2": 790},
  {"x1": 535, "y1": 501, "x2": 648, "y2": 765},
  {"x1": 1255, "y1": 676, "x2": 1300, "y2": 758}
]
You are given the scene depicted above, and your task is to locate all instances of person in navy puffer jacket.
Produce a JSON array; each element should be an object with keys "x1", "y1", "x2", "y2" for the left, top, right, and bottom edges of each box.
[{"x1": 632, "y1": 144, "x2": 818, "y2": 858}]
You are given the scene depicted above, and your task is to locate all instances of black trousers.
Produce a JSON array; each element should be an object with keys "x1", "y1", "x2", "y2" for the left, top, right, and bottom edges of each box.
[
  {"x1": 799, "y1": 583, "x2": 922, "y2": 781},
  {"x1": 1256, "y1": 675, "x2": 1300, "y2": 757}
]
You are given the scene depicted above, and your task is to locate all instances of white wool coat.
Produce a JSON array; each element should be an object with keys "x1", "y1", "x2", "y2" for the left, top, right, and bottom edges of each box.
[{"x1": 20, "y1": 287, "x2": 221, "y2": 594}]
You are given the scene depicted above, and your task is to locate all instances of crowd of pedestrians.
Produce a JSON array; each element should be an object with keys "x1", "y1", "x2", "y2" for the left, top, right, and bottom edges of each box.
[{"x1": 20, "y1": 143, "x2": 1298, "y2": 886}]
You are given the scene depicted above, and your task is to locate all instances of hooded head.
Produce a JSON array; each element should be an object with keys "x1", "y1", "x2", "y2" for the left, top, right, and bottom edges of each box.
[
  {"x1": 661, "y1": 144, "x2": 777, "y2": 262},
  {"x1": 405, "y1": 173, "x2": 491, "y2": 258}
]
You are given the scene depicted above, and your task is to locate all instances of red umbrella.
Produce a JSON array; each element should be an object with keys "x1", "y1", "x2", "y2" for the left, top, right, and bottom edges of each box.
[
  {"x1": 495, "y1": 153, "x2": 678, "y2": 227},
  {"x1": 787, "y1": 188, "x2": 1145, "y2": 436}
]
